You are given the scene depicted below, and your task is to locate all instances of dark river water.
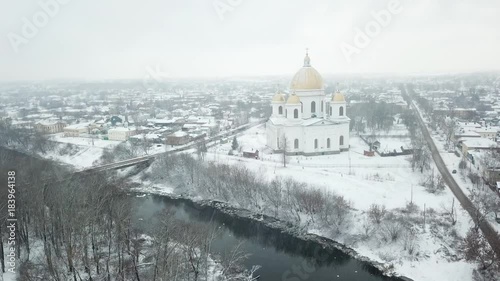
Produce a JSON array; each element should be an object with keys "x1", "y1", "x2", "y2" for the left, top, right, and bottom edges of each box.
[{"x1": 132, "y1": 194, "x2": 404, "y2": 281}]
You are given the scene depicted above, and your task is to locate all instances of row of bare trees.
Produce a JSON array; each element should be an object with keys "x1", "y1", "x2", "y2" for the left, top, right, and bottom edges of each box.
[
  {"x1": 147, "y1": 153, "x2": 354, "y2": 234},
  {"x1": 400, "y1": 109, "x2": 432, "y2": 173},
  {"x1": 0, "y1": 147, "x2": 257, "y2": 281}
]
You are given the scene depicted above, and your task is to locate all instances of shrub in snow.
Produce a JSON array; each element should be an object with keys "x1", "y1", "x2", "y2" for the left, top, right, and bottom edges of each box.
[
  {"x1": 368, "y1": 204, "x2": 387, "y2": 225},
  {"x1": 381, "y1": 222, "x2": 403, "y2": 243}
]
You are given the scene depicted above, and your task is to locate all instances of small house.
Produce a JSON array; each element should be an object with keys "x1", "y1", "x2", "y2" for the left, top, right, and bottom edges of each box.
[
  {"x1": 166, "y1": 131, "x2": 190, "y2": 145},
  {"x1": 243, "y1": 150, "x2": 259, "y2": 159}
]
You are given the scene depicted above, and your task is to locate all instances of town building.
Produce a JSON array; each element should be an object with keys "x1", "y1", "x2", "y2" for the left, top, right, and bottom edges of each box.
[
  {"x1": 460, "y1": 137, "x2": 498, "y2": 156},
  {"x1": 108, "y1": 127, "x2": 137, "y2": 141},
  {"x1": 34, "y1": 120, "x2": 66, "y2": 134},
  {"x1": 166, "y1": 130, "x2": 190, "y2": 145},
  {"x1": 63, "y1": 122, "x2": 91, "y2": 137}
]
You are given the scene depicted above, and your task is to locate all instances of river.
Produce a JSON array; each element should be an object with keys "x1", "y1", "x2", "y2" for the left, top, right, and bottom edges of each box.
[{"x1": 132, "y1": 194, "x2": 403, "y2": 281}]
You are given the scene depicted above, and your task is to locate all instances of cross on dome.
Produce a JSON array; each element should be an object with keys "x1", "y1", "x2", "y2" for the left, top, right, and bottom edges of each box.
[{"x1": 304, "y1": 48, "x2": 311, "y2": 67}]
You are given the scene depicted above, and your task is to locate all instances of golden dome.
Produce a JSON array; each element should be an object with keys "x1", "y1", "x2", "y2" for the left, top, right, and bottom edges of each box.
[
  {"x1": 287, "y1": 93, "x2": 301, "y2": 104},
  {"x1": 272, "y1": 91, "x2": 285, "y2": 102},
  {"x1": 290, "y1": 52, "x2": 324, "y2": 90},
  {"x1": 332, "y1": 90, "x2": 345, "y2": 102}
]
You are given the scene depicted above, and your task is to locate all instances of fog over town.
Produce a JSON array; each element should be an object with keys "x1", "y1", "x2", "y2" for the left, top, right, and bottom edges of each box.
[{"x1": 1, "y1": 1, "x2": 500, "y2": 281}]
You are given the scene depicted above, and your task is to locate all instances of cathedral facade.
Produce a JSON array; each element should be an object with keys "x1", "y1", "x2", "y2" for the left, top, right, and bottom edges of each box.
[{"x1": 266, "y1": 53, "x2": 350, "y2": 156}]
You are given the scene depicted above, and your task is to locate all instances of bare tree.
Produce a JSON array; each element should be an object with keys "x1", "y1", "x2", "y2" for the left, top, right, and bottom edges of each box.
[
  {"x1": 410, "y1": 132, "x2": 431, "y2": 173},
  {"x1": 468, "y1": 189, "x2": 493, "y2": 232},
  {"x1": 401, "y1": 226, "x2": 418, "y2": 255},
  {"x1": 443, "y1": 118, "x2": 458, "y2": 150},
  {"x1": 140, "y1": 134, "x2": 153, "y2": 155},
  {"x1": 441, "y1": 198, "x2": 457, "y2": 226},
  {"x1": 294, "y1": 187, "x2": 325, "y2": 224},
  {"x1": 219, "y1": 241, "x2": 260, "y2": 281},
  {"x1": 368, "y1": 204, "x2": 387, "y2": 225},
  {"x1": 196, "y1": 139, "x2": 207, "y2": 161},
  {"x1": 264, "y1": 177, "x2": 284, "y2": 217},
  {"x1": 381, "y1": 222, "x2": 403, "y2": 243},
  {"x1": 462, "y1": 228, "x2": 498, "y2": 271},
  {"x1": 279, "y1": 134, "x2": 289, "y2": 168}
]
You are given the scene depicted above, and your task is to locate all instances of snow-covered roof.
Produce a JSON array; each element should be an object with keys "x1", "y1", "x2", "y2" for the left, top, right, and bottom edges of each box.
[
  {"x1": 36, "y1": 119, "x2": 62, "y2": 126},
  {"x1": 65, "y1": 122, "x2": 92, "y2": 130},
  {"x1": 169, "y1": 131, "x2": 187, "y2": 137},
  {"x1": 109, "y1": 127, "x2": 136, "y2": 132},
  {"x1": 476, "y1": 127, "x2": 499, "y2": 133},
  {"x1": 462, "y1": 137, "x2": 498, "y2": 148}
]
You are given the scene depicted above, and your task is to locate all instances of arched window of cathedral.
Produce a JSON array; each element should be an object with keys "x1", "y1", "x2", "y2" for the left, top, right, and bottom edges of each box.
[
  {"x1": 294, "y1": 139, "x2": 299, "y2": 149},
  {"x1": 321, "y1": 101, "x2": 324, "y2": 112},
  {"x1": 329, "y1": 106, "x2": 332, "y2": 116},
  {"x1": 301, "y1": 102, "x2": 303, "y2": 113},
  {"x1": 340, "y1": 135, "x2": 344, "y2": 146},
  {"x1": 311, "y1": 101, "x2": 316, "y2": 113},
  {"x1": 327, "y1": 138, "x2": 330, "y2": 148},
  {"x1": 314, "y1": 139, "x2": 318, "y2": 149},
  {"x1": 339, "y1": 106, "x2": 344, "y2": 116},
  {"x1": 278, "y1": 106, "x2": 283, "y2": 115},
  {"x1": 294, "y1": 109, "x2": 299, "y2": 119}
]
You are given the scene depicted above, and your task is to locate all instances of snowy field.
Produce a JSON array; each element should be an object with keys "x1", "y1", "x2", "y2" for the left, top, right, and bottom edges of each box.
[
  {"x1": 363, "y1": 123, "x2": 410, "y2": 136},
  {"x1": 42, "y1": 133, "x2": 172, "y2": 169},
  {"x1": 199, "y1": 124, "x2": 476, "y2": 281},
  {"x1": 375, "y1": 137, "x2": 411, "y2": 154},
  {"x1": 41, "y1": 134, "x2": 123, "y2": 168},
  {"x1": 51, "y1": 133, "x2": 122, "y2": 148}
]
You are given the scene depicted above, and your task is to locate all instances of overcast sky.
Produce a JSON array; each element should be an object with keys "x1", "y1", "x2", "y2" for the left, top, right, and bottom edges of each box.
[{"x1": 1, "y1": 0, "x2": 499, "y2": 81}]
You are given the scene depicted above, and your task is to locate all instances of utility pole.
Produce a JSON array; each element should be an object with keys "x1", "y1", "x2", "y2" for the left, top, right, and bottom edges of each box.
[
  {"x1": 411, "y1": 184, "x2": 413, "y2": 205},
  {"x1": 423, "y1": 203, "x2": 426, "y2": 233}
]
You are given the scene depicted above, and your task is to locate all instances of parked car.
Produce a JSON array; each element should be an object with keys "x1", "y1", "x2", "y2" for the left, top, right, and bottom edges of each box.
[{"x1": 452, "y1": 169, "x2": 457, "y2": 174}]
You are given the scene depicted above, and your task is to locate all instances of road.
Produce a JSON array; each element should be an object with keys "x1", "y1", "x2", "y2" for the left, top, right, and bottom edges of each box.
[{"x1": 409, "y1": 97, "x2": 500, "y2": 257}]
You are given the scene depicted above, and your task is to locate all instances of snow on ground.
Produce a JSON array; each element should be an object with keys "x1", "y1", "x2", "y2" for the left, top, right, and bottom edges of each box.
[
  {"x1": 51, "y1": 133, "x2": 122, "y2": 148},
  {"x1": 42, "y1": 133, "x2": 174, "y2": 169},
  {"x1": 43, "y1": 144, "x2": 108, "y2": 168},
  {"x1": 204, "y1": 124, "x2": 476, "y2": 281},
  {"x1": 376, "y1": 137, "x2": 411, "y2": 154},
  {"x1": 40, "y1": 133, "x2": 122, "y2": 168},
  {"x1": 364, "y1": 123, "x2": 410, "y2": 137}
]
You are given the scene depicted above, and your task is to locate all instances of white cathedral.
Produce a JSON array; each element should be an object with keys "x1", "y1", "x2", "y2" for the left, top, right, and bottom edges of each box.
[{"x1": 266, "y1": 52, "x2": 350, "y2": 156}]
